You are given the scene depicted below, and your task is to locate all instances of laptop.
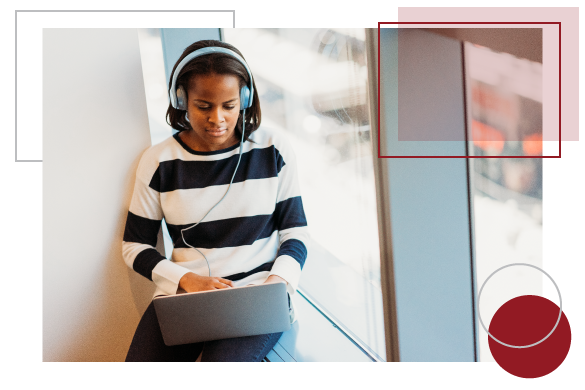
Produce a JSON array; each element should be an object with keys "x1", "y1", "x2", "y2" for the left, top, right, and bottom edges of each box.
[{"x1": 153, "y1": 282, "x2": 291, "y2": 346}]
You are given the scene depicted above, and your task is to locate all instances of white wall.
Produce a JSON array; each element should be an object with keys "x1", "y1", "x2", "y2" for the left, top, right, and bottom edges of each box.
[{"x1": 43, "y1": 29, "x2": 159, "y2": 361}]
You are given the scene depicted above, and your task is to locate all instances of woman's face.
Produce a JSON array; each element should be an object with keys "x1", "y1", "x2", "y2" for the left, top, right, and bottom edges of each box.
[{"x1": 184, "y1": 72, "x2": 241, "y2": 152}]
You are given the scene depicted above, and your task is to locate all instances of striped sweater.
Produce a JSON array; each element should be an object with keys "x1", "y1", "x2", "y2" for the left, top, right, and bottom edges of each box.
[{"x1": 122, "y1": 127, "x2": 309, "y2": 320}]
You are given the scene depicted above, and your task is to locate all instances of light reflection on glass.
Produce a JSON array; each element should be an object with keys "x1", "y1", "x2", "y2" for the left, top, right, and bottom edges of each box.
[
  {"x1": 466, "y1": 43, "x2": 543, "y2": 363},
  {"x1": 224, "y1": 28, "x2": 385, "y2": 359},
  {"x1": 137, "y1": 28, "x2": 175, "y2": 147}
]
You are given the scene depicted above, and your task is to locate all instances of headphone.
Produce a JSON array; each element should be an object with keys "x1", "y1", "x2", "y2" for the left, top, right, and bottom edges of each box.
[
  {"x1": 172, "y1": 46, "x2": 255, "y2": 279},
  {"x1": 169, "y1": 46, "x2": 255, "y2": 111}
]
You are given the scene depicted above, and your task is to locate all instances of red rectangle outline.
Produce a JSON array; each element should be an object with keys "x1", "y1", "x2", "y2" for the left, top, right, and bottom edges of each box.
[{"x1": 377, "y1": 22, "x2": 561, "y2": 159}]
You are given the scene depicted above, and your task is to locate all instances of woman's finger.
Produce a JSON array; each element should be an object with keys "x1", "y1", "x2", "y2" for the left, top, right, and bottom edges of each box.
[
  {"x1": 218, "y1": 278, "x2": 235, "y2": 287},
  {"x1": 213, "y1": 281, "x2": 231, "y2": 289}
]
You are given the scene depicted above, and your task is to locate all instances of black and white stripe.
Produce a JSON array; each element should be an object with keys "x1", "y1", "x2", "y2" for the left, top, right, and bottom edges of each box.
[{"x1": 122, "y1": 127, "x2": 309, "y2": 300}]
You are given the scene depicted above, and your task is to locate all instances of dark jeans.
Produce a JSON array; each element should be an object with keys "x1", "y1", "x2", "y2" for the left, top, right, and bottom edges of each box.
[{"x1": 125, "y1": 301, "x2": 283, "y2": 362}]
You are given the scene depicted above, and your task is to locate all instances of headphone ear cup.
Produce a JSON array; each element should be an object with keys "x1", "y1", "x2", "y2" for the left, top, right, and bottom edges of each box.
[
  {"x1": 240, "y1": 86, "x2": 251, "y2": 110},
  {"x1": 176, "y1": 85, "x2": 187, "y2": 110}
]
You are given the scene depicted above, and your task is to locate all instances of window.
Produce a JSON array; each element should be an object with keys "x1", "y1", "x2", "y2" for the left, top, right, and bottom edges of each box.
[
  {"x1": 465, "y1": 42, "x2": 543, "y2": 362},
  {"x1": 224, "y1": 28, "x2": 385, "y2": 360}
]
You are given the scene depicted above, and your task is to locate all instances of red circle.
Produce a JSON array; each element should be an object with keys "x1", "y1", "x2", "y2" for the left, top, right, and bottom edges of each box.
[{"x1": 489, "y1": 295, "x2": 571, "y2": 378}]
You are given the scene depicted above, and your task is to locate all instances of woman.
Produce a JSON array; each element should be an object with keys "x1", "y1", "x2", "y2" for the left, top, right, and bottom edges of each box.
[{"x1": 122, "y1": 40, "x2": 309, "y2": 362}]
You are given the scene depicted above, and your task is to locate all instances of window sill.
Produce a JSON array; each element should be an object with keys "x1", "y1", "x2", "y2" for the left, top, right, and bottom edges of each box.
[{"x1": 265, "y1": 291, "x2": 374, "y2": 362}]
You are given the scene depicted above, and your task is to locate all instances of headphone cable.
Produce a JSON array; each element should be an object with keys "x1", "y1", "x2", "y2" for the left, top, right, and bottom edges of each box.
[{"x1": 180, "y1": 110, "x2": 247, "y2": 277}]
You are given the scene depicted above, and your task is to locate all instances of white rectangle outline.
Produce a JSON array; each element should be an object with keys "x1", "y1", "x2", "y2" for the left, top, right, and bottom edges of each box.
[{"x1": 16, "y1": 10, "x2": 235, "y2": 162}]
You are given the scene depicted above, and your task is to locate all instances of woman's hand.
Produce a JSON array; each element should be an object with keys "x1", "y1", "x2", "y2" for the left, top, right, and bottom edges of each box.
[{"x1": 178, "y1": 272, "x2": 235, "y2": 293}]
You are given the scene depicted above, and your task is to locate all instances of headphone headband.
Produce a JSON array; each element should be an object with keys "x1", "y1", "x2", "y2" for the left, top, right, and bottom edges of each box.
[{"x1": 169, "y1": 46, "x2": 255, "y2": 110}]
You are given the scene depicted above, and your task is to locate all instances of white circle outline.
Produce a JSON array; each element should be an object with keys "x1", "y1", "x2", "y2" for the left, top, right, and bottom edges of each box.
[{"x1": 478, "y1": 263, "x2": 562, "y2": 349}]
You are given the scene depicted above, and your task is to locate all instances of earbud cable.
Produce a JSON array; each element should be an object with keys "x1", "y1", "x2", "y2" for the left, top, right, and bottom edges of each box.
[{"x1": 180, "y1": 110, "x2": 247, "y2": 277}]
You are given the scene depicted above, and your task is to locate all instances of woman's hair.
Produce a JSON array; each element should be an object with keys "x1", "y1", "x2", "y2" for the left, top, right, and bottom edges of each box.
[{"x1": 166, "y1": 40, "x2": 261, "y2": 142}]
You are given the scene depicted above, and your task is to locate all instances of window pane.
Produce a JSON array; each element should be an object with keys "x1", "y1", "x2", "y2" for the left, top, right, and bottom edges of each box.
[
  {"x1": 224, "y1": 28, "x2": 385, "y2": 360},
  {"x1": 465, "y1": 42, "x2": 543, "y2": 362}
]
